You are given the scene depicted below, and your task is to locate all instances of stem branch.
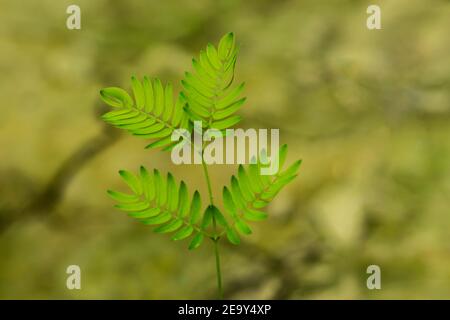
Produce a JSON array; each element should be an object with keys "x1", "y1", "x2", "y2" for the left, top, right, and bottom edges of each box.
[{"x1": 201, "y1": 158, "x2": 224, "y2": 299}]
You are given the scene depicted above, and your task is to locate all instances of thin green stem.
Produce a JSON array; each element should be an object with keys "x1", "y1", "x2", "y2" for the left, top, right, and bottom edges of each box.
[
  {"x1": 201, "y1": 159, "x2": 224, "y2": 299},
  {"x1": 202, "y1": 161, "x2": 214, "y2": 205},
  {"x1": 213, "y1": 238, "x2": 224, "y2": 299}
]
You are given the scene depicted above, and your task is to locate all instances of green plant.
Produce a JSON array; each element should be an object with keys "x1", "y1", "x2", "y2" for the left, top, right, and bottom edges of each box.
[{"x1": 100, "y1": 33, "x2": 301, "y2": 299}]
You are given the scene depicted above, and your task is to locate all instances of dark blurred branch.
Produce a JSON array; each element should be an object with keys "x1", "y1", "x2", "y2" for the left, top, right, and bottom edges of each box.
[
  {"x1": 226, "y1": 241, "x2": 301, "y2": 299},
  {"x1": 0, "y1": 119, "x2": 120, "y2": 234},
  {"x1": 29, "y1": 125, "x2": 119, "y2": 212},
  {"x1": 212, "y1": 196, "x2": 332, "y2": 299},
  {"x1": 220, "y1": 237, "x2": 332, "y2": 299}
]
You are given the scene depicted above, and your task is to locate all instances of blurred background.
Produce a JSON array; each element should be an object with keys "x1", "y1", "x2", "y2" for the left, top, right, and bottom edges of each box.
[{"x1": 0, "y1": 0, "x2": 449, "y2": 299}]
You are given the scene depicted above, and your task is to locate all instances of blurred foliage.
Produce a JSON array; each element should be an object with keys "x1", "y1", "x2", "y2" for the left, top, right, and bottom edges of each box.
[{"x1": 0, "y1": 0, "x2": 449, "y2": 299}]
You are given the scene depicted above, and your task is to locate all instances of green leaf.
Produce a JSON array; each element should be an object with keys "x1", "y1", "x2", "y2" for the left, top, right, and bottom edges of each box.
[
  {"x1": 206, "y1": 43, "x2": 221, "y2": 69},
  {"x1": 199, "y1": 50, "x2": 217, "y2": 78},
  {"x1": 212, "y1": 98, "x2": 246, "y2": 121},
  {"x1": 237, "y1": 166, "x2": 255, "y2": 200},
  {"x1": 115, "y1": 201, "x2": 149, "y2": 212},
  {"x1": 131, "y1": 76, "x2": 145, "y2": 110},
  {"x1": 215, "y1": 83, "x2": 245, "y2": 109},
  {"x1": 154, "y1": 219, "x2": 183, "y2": 233},
  {"x1": 261, "y1": 175, "x2": 297, "y2": 200},
  {"x1": 248, "y1": 164, "x2": 263, "y2": 193},
  {"x1": 141, "y1": 212, "x2": 171, "y2": 225},
  {"x1": 153, "y1": 78, "x2": 164, "y2": 117},
  {"x1": 183, "y1": 104, "x2": 207, "y2": 121},
  {"x1": 235, "y1": 220, "x2": 252, "y2": 235},
  {"x1": 113, "y1": 113, "x2": 147, "y2": 125},
  {"x1": 184, "y1": 72, "x2": 215, "y2": 97},
  {"x1": 278, "y1": 144, "x2": 288, "y2": 170},
  {"x1": 166, "y1": 173, "x2": 178, "y2": 212},
  {"x1": 140, "y1": 166, "x2": 155, "y2": 201},
  {"x1": 188, "y1": 233, "x2": 204, "y2": 250},
  {"x1": 154, "y1": 169, "x2": 167, "y2": 206},
  {"x1": 218, "y1": 32, "x2": 235, "y2": 60},
  {"x1": 107, "y1": 190, "x2": 139, "y2": 203},
  {"x1": 226, "y1": 228, "x2": 240, "y2": 245},
  {"x1": 182, "y1": 80, "x2": 212, "y2": 106},
  {"x1": 172, "y1": 225, "x2": 194, "y2": 241},
  {"x1": 211, "y1": 115, "x2": 241, "y2": 130},
  {"x1": 243, "y1": 209, "x2": 268, "y2": 221},
  {"x1": 178, "y1": 182, "x2": 190, "y2": 217},
  {"x1": 101, "y1": 109, "x2": 135, "y2": 121},
  {"x1": 223, "y1": 187, "x2": 238, "y2": 220},
  {"x1": 118, "y1": 118, "x2": 155, "y2": 130},
  {"x1": 189, "y1": 191, "x2": 202, "y2": 224},
  {"x1": 100, "y1": 87, "x2": 133, "y2": 108},
  {"x1": 101, "y1": 76, "x2": 188, "y2": 151},
  {"x1": 109, "y1": 168, "x2": 207, "y2": 246},
  {"x1": 279, "y1": 159, "x2": 302, "y2": 178},
  {"x1": 201, "y1": 206, "x2": 214, "y2": 229},
  {"x1": 252, "y1": 199, "x2": 269, "y2": 209},
  {"x1": 222, "y1": 147, "x2": 301, "y2": 242},
  {"x1": 129, "y1": 207, "x2": 160, "y2": 219},
  {"x1": 171, "y1": 94, "x2": 186, "y2": 126},
  {"x1": 257, "y1": 155, "x2": 272, "y2": 187},
  {"x1": 142, "y1": 76, "x2": 154, "y2": 113},
  {"x1": 133, "y1": 122, "x2": 165, "y2": 135},
  {"x1": 139, "y1": 127, "x2": 172, "y2": 139},
  {"x1": 230, "y1": 176, "x2": 248, "y2": 209},
  {"x1": 211, "y1": 205, "x2": 228, "y2": 228},
  {"x1": 192, "y1": 61, "x2": 214, "y2": 90},
  {"x1": 119, "y1": 170, "x2": 142, "y2": 195},
  {"x1": 163, "y1": 83, "x2": 173, "y2": 121},
  {"x1": 182, "y1": 33, "x2": 241, "y2": 128}
]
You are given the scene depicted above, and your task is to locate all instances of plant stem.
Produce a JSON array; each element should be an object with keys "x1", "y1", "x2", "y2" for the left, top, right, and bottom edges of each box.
[
  {"x1": 213, "y1": 238, "x2": 224, "y2": 299},
  {"x1": 201, "y1": 160, "x2": 224, "y2": 299},
  {"x1": 202, "y1": 161, "x2": 214, "y2": 205}
]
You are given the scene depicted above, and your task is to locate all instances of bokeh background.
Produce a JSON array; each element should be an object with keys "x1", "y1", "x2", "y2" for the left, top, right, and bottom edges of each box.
[{"x1": 1, "y1": 0, "x2": 449, "y2": 299}]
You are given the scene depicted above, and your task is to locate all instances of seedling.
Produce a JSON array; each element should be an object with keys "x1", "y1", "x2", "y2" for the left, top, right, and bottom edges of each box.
[{"x1": 100, "y1": 33, "x2": 301, "y2": 299}]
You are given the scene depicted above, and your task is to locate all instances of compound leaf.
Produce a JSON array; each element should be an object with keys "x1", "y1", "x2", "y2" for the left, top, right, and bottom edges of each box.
[
  {"x1": 100, "y1": 77, "x2": 190, "y2": 151},
  {"x1": 108, "y1": 167, "x2": 209, "y2": 248},
  {"x1": 221, "y1": 145, "x2": 301, "y2": 240},
  {"x1": 182, "y1": 32, "x2": 245, "y2": 131}
]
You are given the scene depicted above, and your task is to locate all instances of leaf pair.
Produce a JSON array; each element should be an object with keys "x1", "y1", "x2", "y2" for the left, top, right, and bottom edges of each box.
[
  {"x1": 108, "y1": 166, "x2": 245, "y2": 248},
  {"x1": 202, "y1": 204, "x2": 241, "y2": 245},
  {"x1": 100, "y1": 32, "x2": 246, "y2": 150},
  {"x1": 108, "y1": 145, "x2": 301, "y2": 249}
]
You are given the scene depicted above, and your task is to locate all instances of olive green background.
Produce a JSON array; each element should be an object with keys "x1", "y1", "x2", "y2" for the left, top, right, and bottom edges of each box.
[{"x1": 0, "y1": 0, "x2": 449, "y2": 299}]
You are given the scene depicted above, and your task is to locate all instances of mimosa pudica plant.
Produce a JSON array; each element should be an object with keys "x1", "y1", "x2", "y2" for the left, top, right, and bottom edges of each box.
[{"x1": 99, "y1": 33, "x2": 302, "y2": 299}]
